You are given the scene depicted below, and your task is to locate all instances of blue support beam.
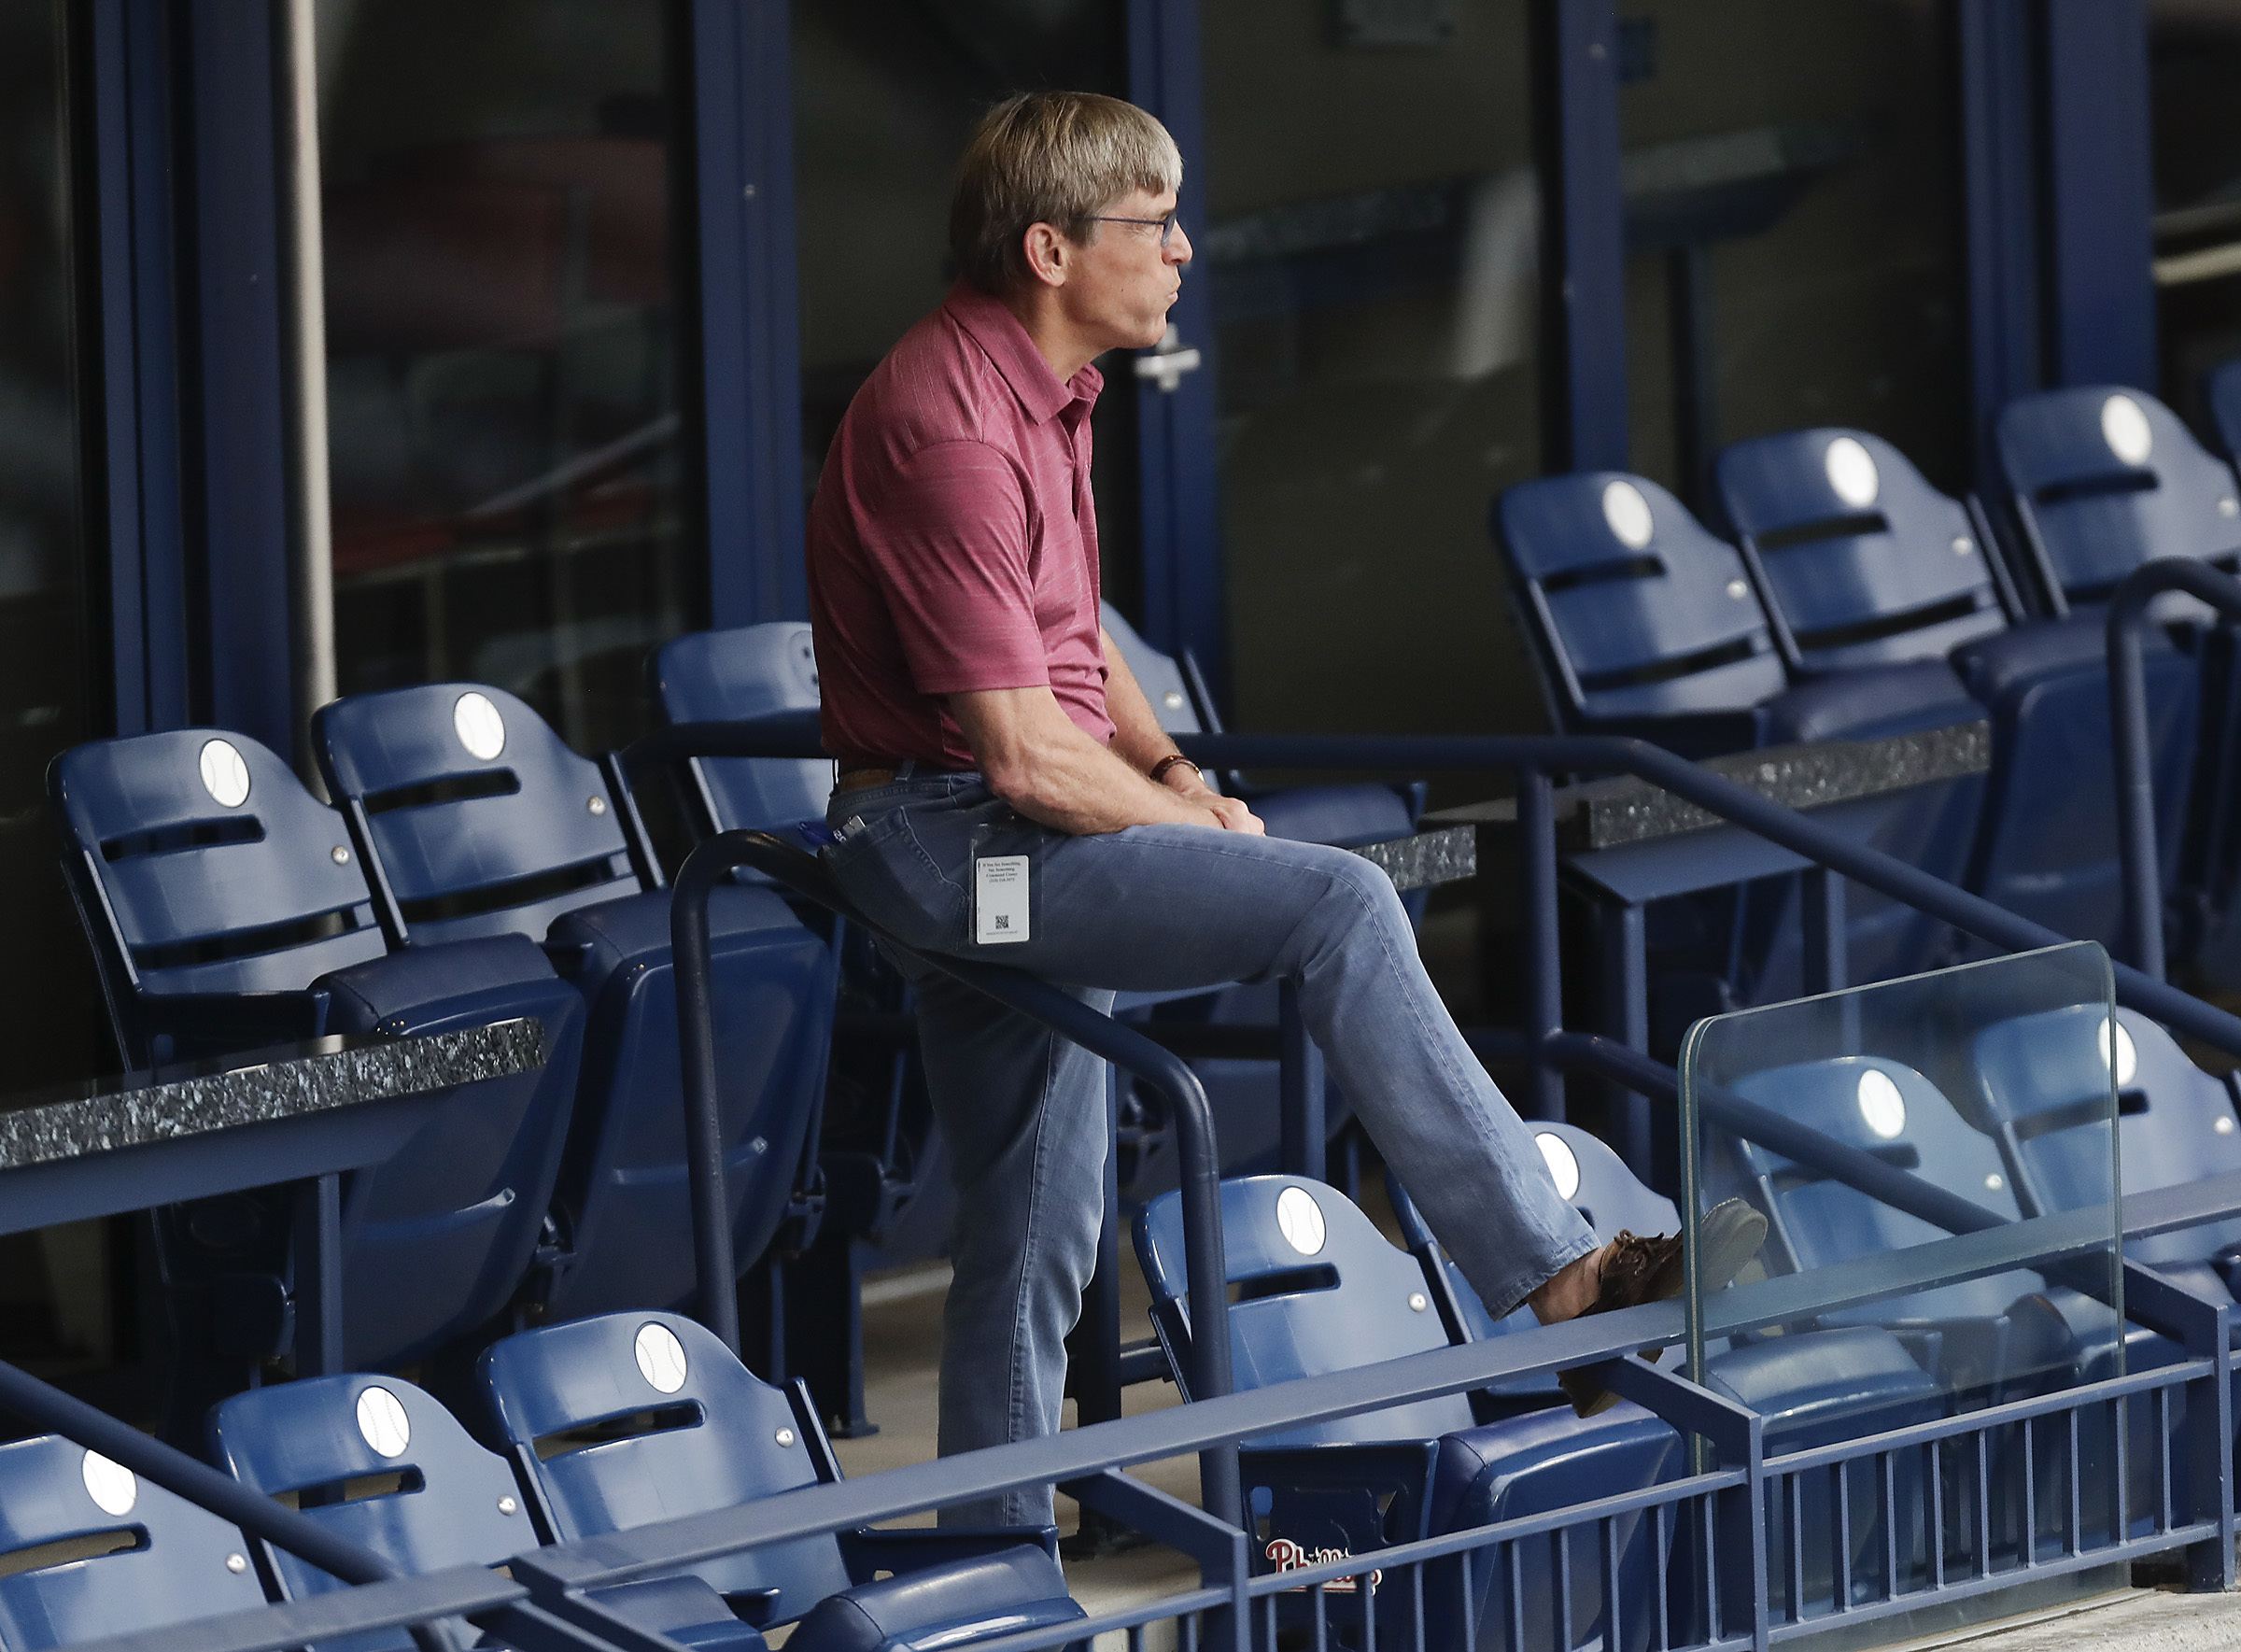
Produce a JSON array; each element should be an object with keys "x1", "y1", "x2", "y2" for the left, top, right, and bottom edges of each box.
[
  {"x1": 1128, "y1": 0, "x2": 1229, "y2": 708},
  {"x1": 1529, "y1": 0, "x2": 1628, "y2": 473},
  {"x1": 2042, "y1": 0, "x2": 2155, "y2": 389},
  {"x1": 689, "y1": 0, "x2": 805, "y2": 627},
  {"x1": 84, "y1": 0, "x2": 190, "y2": 735},
  {"x1": 181, "y1": 3, "x2": 297, "y2": 757},
  {"x1": 1957, "y1": 0, "x2": 2042, "y2": 480}
]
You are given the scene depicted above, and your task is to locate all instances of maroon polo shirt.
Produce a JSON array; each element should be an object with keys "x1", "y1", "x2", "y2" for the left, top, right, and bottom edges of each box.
[{"x1": 807, "y1": 280, "x2": 1114, "y2": 773}]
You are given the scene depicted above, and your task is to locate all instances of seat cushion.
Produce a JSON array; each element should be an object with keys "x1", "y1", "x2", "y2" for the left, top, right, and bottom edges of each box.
[
  {"x1": 317, "y1": 932, "x2": 567, "y2": 1028},
  {"x1": 547, "y1": 883, "x2": 811, "y2": 999},
  {"x1": 783, "y1": 1546, "x2": 1083, "y2": 1652},
  {"x1": 1755, "y1": 659, "x2": 1980, "y2": 744},
  {"x1": 1247, "y1": 784, "x2": 1416, "y2": 849},
  {"x1": 1703, "y1": 1325, "x2": 1942, "y2": 1452},
  {"x1": 1428, "y1": 1400, "x2": 1680, "y2": 1535}
]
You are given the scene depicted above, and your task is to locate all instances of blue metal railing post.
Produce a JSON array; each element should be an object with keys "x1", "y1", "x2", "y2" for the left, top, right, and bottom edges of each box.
[
  {"x1": 1519, "y1": 764, "x2": 1564, "y2": 1120},
  {"x1": 2107, "y1": 558, "x2": 2241, "y2": 981},
  {"x1": 669, "y1": 841, "x2": 745, "y2": 1356},
  {"x1": 672, "y1": 830, "x2": 1241, "y2": 1520}
]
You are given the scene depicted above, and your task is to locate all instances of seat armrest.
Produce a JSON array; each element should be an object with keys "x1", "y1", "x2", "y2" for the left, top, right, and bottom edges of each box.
[
  {"x1": 131, "y1": 989, "x2": 330, "y2": 1060},
  {"x1": 837, "y1": 1525, "x2": 1061, "y2": 1582}
]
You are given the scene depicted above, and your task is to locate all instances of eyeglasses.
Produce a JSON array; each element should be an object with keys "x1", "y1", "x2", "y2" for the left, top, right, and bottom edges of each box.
[{"x1": 1091, "y1": 211, "x2": 1182, "y2": 247}]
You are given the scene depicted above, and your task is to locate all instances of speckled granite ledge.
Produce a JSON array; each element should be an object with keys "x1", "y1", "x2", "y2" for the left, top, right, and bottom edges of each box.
[
  {"x1": 0, "y1": 1019, "x2": 544, "y2": 1171},
  {"x1": 1353, "y1": 826, "x2": 1476, "y2": 891},
  {"x1": 1424, "y1": 721, "x2": 1992, "y2": 853}
]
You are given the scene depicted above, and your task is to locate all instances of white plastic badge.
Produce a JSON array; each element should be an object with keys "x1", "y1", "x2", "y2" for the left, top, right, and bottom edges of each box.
[{"x1": 974, "y1": 854, "x2": 1031, "y2": 944}]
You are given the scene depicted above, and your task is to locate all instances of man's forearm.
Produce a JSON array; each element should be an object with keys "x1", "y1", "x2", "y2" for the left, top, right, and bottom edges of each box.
[{"x1": 950, "y1": 684, "x2": 1226, "y2": 835}]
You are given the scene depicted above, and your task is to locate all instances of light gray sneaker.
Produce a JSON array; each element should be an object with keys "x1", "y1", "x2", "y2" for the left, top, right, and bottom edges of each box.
[{"x1": 1556, "y1": 1196, "x2": 1769, "y2": 1419}]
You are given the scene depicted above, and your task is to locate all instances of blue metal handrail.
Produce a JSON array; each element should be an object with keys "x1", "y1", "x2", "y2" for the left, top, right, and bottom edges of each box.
[
  {"x1": 630, "y1": 720, "x2": 2241, "y2": 1080},
  {"x1": 2106, "y1": 557, "x2": 2241, "y2": 980},
  {"x1": 669, "y1": 828, "x2": 1240, "y2": 1520}
]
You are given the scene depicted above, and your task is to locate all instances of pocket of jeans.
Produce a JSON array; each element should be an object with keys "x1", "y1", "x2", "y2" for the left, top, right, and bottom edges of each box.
[{"x1": 821, "y1": 805, "x2": 966, "y2": 948}]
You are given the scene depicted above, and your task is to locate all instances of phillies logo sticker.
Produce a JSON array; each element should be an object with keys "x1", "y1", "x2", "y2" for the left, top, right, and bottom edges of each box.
[{"x1": 1264, "y1": 1537, "x2": 1381, "y2": 1593}]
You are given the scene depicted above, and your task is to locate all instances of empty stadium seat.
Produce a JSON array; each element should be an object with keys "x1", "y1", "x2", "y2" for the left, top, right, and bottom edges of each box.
[
  {"x1": 653, "y1": 621, "x2": 836, "y2": 843},
  {"x1": 474, "y1": 1311, "x2": 1086, "y2": 1651},
  {"x1": 1990, "y1": 386, "x2": 2241, "y2": 613},
  {"x1": 1717, "y1": 1054, "x2": 2077, "y2": 1395},
  {"x1": 208, "y1": 1371, "x2": 762, "y2": 1652},
  {"x1": 1973, "y1": 1006, "x2": 2241, "y2": 1301},
  {"x1": 48, "y1": 728, "x2": 586, "y2": 1379},
  {"x1": 1968, "y1": 388, "x2": 2230, "y2": 953},
  {"x1": 312, "y1": 684, "x2": 838, "y2": 1321},
  {"x1": 0, "y1": 1435, "x2": 268, "y2": 1649},
  {"x1": 1712, "y1": 428, "x2": 2014, "y2": 677}
]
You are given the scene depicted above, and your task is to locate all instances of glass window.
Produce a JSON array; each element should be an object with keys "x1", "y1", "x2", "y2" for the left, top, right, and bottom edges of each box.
[
  {"x1": 792, "y1": 1, "x2": 1135, "y2": 605},
  {"x1": 316, "y1": 0, "x2": 695, "y2": 753},
  {"x1": 2150, "y1": 2, "x2": 2241, "y2": 431},
  {"x1": 1618, "y1": 2, "x2": 1969, "y2": 500},
  {"x1": 1200, "y1": 0, "x2": 1543, "y2": 735},
  {"x1": 0, "y1": 0, "x2": 96, "y2": 1086}
]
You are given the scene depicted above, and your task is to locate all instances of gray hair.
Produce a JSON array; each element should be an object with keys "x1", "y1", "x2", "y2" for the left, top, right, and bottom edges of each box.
[{"x1": 950, "y1": 91, "x2": 1183, "y2": 294}]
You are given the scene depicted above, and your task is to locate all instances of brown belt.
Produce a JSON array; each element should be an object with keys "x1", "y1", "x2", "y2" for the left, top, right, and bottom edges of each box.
[{"x1": 835, "y1": 768, "x2": 899, "y2": 794}]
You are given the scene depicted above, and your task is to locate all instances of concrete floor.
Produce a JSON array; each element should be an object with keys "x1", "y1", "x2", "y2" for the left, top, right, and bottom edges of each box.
[{"x1": 831, "y1": 1253, "x2": 1204, "y2": 1626}]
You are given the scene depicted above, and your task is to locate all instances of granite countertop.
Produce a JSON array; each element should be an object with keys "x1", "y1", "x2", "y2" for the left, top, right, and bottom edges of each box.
[
  {"x1": 1423, "y1": 720, "x2": 1992, "y2": 853},
  {"x1": 0, "y1": 1019, "x2": 546, "y2": 1172}
]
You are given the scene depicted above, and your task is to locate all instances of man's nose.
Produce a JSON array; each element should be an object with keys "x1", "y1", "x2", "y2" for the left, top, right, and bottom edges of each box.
[{"x1": 1166, "y1": 221, "x2": 1192, "y2": 267}]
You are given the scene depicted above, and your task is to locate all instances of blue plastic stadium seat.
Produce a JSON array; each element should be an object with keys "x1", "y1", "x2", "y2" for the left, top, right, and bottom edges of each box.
[
  {"x1": 1718, "y1": 1055, "x2": 2083, "y2": 1396},
  {"x1": 312, "y1": 684, "x2": 838, "y2": 1320},
  {"x1": 209, "y1": 1372, "x2": 764, "y2": 1652},
  {"x1": 1949, "y1": 615, "x2": 2200, "y2": 953},
  {"x1": 1990, "y1": 386, "x2": 2241, "y2": 611},
  {"x1": 653, "y1": 622, "x2": 836, "y2": 841},
  {"x1": 0, "y1": 1435, "x2": 269, "y2": 1649},
  {"x1": 1711, "y1": 429, "x2": 2012, "y2": 676},
  {"x1": 1974, "y1": 1005, "x2": 2241, "y2": 1299},
  {"x1": 475, "y1": 1311, "x2": 1084, "y2": 1652},
  {"x1": 1136, "y1": 1174, "x2": 1936, "y2": 1647},
  {"x1": 1971, "y1": 386, "x2": 2236, "y2": 953},
  {"x1": 48, "y1": 728, "x2": 586, "y2": 1377}
]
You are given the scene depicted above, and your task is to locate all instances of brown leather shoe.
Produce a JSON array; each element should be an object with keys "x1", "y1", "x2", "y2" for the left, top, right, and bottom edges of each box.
[{"x1": 1556, "y1": 1197, "x2": 1768, "y2": 1419}]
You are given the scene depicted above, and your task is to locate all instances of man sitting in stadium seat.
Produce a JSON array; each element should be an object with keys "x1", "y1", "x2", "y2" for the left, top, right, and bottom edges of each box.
[{"x1": 806, "y1": 90, "x2": 1763, "y2": 1525}]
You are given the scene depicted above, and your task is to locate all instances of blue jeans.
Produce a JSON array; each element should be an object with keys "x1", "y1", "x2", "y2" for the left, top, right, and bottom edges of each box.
[{"x1": 824, "y1": 772, "x2": 1596, "y2": 1526}]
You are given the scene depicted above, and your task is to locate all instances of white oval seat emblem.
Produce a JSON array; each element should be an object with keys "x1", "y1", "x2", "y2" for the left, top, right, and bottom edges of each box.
[
  {"x1": 1275, "y1": 1186, "x2": 1326, "y2": 1256},
  {"x1": 356, "y1": 1386, "x2": 411, "y2": 1458},
  {"x1": 2099, "y1": 1017, "x2": 2138, "y2": 1088},
  {"x1": 635, "y1": 1322, "x2": 689, "y2": 1393},
  {"x1": 81, "y1": 1451, "x2": 136, "y2": 1517},
  {"x1": 453, "y1": 692, "x2": 506, "y2": 761},
  {"x1": 1600, "y1": 479, "x2": 1655, "y2": 550},
  {"x1": 1825, "y1": 436, "x2": 1879, "y2": 509},
  {"x1": 2102, "y1": 394, "x2": 2153, "y2": 467},
  {"x1": 199, "y1": 739, "x2": 250, "y2": 809},
  {"x1": 1856, "y1": 1068, "x2": 1907, "y2": 1140},
  {"x1": 1535, "y1": 1132, "x2": 1582, "y2": 1203}
]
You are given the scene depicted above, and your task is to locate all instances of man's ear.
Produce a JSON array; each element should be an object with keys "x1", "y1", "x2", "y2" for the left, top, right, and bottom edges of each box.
[{"x1": 1021, "y1": 221, "x2": 1070, "y2": 289}]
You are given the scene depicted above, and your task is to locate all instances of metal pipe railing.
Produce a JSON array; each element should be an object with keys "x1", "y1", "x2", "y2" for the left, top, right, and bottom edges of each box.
[
  {"x1": 1165, "y1": 731, "x2": 2241, "y2": 1066},
  {"x1": 670, "y1": 828, "x2": 1239, "y2": 1520},
  {"x1": 2107, "y1": 557, "x2": 2241, "y2": 980}
]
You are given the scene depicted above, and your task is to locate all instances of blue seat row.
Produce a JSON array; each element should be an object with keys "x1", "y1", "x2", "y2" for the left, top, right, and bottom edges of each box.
[
  {"x1": 1493, "y1": 382, "x2": 2241, "y2": 1001},
  {"x1": 0, "y1": 1312, "x2": 1080, "y2": 1652},
  {"x1": 50, "y1": 685, "x2": 837, "y2": 1412}
]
